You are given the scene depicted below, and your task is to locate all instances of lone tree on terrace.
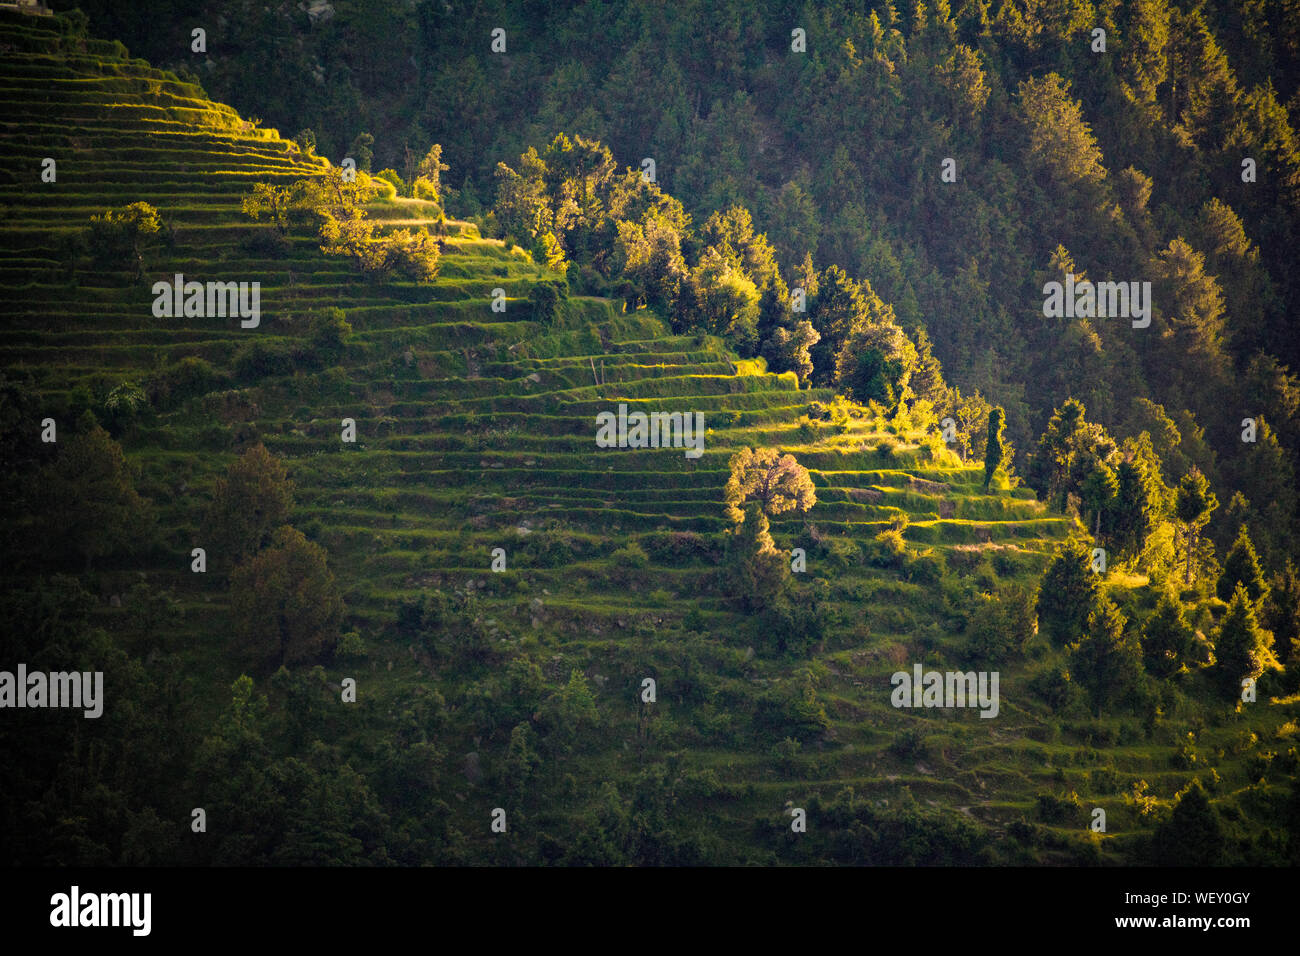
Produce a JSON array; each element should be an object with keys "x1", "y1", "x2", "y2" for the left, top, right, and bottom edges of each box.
[{"x1": 723, "y1": 447, "x2": 816, "y2": 524}]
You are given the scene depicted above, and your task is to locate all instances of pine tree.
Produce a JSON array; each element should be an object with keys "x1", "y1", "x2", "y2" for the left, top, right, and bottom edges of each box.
[
  {"x1": 1036, "y1": 542, "x2": 1101, "y2": 648},
  {"x1": 983, "y1": 407, "x2": 1005, "y2": 490},
  {"x1": 1017, "y1": 74, "x2": 1107, "y2": 187},
  {"x1": 1214, "y1": 584, "x2": 1275, "y2": 697},
  {"x1": 1230, "y1": 417, "x2": 1297, "y2": 570},
  {"x1": 1107, "y1": 433, "x2": 1171, "y2": 562},
  {"x1": 1174, "y1": 467, "x2": 1218, "y2": 585},
  {"x1": 1263, "y1": 561, "x2": 1300, "y2": 666},
  {"x1": 910, "y1": 327, "x2": 949, "y2": 406},
  {"x1": 1142, "y1": 591, "x2": 1195, "y2": 678},
  {"x1": 1079, "y1": 459, "x2": 1119, "y2": 539},
  {"x1": 1070, "y1": 597, "x2": 1145, "y2": 715},
  {"x1": 808, "y1": 265, "x2": 868, "y2": 386},
  {"x1": 1149, "y1": 239, "x2": 1232, "y2": 415},
  {"x1": 1027, "y1": 398, "x2": 1118, "y2": 514},
  {"x1": 1217, "y1": 525, "x2": 1268, "y2": 604},
  {"x1": 1152, "y1": 778, "x2": 1225, "y2": 865}
]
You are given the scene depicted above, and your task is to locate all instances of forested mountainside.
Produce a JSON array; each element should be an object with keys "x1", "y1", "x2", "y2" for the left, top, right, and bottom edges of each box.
[
  {"x1": 74, "y1": 0, "x2": 1300, "y2": 570},
  {"x1": 1, "y1": 2, "x2": 1298, "y2": 866}
]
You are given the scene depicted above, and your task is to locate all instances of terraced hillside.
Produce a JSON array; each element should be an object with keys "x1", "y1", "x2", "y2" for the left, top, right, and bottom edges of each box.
[{"x1": 4, "y1": 10, "x2": 1294, "y2": 866}]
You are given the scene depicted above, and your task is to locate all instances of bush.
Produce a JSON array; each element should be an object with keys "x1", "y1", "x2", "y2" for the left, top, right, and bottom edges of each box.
[
  {"x1": 611, "y1": 541, "x2": 649, "y2": 568},
  {"x1": 889, "y1": 727, "x2": 929, "y2": 759},
  {"x1": 86, "y1": 201, "x2": 162, "y2": 276},
  {"x1": 903, "y1": 548, "x2": 946, "y2": 585},
  {"x1": 762, "y1": 588, "x2": 833, "y2": 656},
  {"x1": 100, "y1": 380, "x2": 149, "y2": 435},
  {"x1": 149, "y1": 356, "x2": 226, "y2": 408},
  {"x1": 384, "y1": 227, "x2": 441, "y2": 281},
  {"x1": 335, "y1": 630, "x2": 367, "y2": 659},
  {"x1": 1030, "y1": 664, "x2": 1079, "y2": 712},
  {"x1": 641, "y1": 531, "x2": 717, "y2": 563},
  {"x1": 304, "y1": 308, "x2": 352, "y2": 363},
  {"x1": 241, "y1": 227, "x2": 290, "y2": 258},
  {"x1": 529, "y1": 281, "x2": 566, "y2": 323},
  {"x1": 1035, "y1": 790, "x2": 1084, "y2": 825},
  {"x1": 966, "y1": 584, "x2": 1036, "y2": 665},
  {"x1": 375, "y1": 169, "x2": 404, "y2": 193},
  {"x1": 819, "y1": 537, "x2": 860, "y2": 570},
  {"x1": 233, "y1": 340, "x2": 296, "y2": 382},
  {"x1": 870, "y1": 528, "x2": 907, "y2": 567}
]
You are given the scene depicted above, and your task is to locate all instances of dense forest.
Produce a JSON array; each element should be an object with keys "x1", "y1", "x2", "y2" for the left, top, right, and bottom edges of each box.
[{"x1": 2, "y1": 0, "x2": 1299, "y2": 867}]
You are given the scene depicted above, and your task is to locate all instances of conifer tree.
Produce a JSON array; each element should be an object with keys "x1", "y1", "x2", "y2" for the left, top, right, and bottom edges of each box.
[
  {"x1": 1142, "y1": 591, "x2": 1195, "y2": 678},
  {"x1": 1175, "y1": 467, "x2": 1218, "y2": 585},
  {"x1": 983, "y1": 407, "x2": 1005, "y2": 490},
  {"x1": 1217, "y1": 525, "x2": 1268, "y2": 604},
  {"x1": 1036, "y1": 542, "x2": 1101, "y2": 648},
  {"x1": 1070, "y1": 597, "x2": 1145, "y2": 715},
  {"x1": 1214, "y1": 584, "x2": 1275, "y2": 697}
]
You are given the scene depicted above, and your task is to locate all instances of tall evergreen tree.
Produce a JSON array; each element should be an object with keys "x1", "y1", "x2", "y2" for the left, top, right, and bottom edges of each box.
[
  {"x1": 1217, "y1": 525, "x2": 1268, "y2": 604},
  {"x1": 1037, "y1": 542, "x2": 1101, "y2": 648},
  {"x1": 1174, "y1": 467, "x2": 1218, "y2": 585},
  {"x1": 1263, "y1": 561, "x2": 1300, "y2": 666},
  {"x1": 1142, "y1": 591, "x2": 1196, "y2": 678},
  {"x1": 983, "y1": 407, "x2": 1005, "y2": 490},
  {"x1": 1151, "y1": 779, "x2": 1225, "y2": 866},
  {"x1": 1070, "y1": 597, "x2": 1146, "y2": 715},
  {"x1": 1214, "y1": 584, "x2": 1275, "y2": 697}
]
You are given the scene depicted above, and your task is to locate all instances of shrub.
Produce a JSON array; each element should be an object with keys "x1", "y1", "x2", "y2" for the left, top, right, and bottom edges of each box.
[
  {"x1": 233, "y1": 340, "x2": 296, "y2": 382},
  {"x1": 241, "y1": 227, "x2": 290, "y2": 258},
  {"x1": 762, "y1": 588, "x2": 833, "y2": 656},
  {"x1": 383, "y1": 227, "x2": 441, "y2": 281},
  {"x1": 1035, "y1": 790, "x2": 1084, "y2": 825},
  {"x1": 305, "y1": 307, "x2": 352, "y2": 363},
  {"x1": 642, "y1": 531, "x2": 716, "y2": 563},
  {"x1": 335, "y1": 630, "x2": 367, "y2": 659},
  {"x1": 529, "y1": 281, "x2": 566, "y2": 324},
  {"x1": 611, "y1": 541, "x2": 649, "y2": 568},
  {"x1": 889, "y1": 727, "x2": 928, "y2": 759},
  {"x1": 903, "y1": 548, "x2": 946, "y2": 585},
  {"x1": 375, "y1": 169, "x2": 404, "y2": 193},
  {"x1": 86, "y1": 201, "x2": 162, "y2": 277},
  {"x1": 1030, "y1": 664, "x2": 1079, "y2": 712},
  {"x1": 149, "y1": 356, "x2": 226, "y2": 408},
  {"x1": 819, "y1": 537, "x2": 860, "y2": 569}
]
